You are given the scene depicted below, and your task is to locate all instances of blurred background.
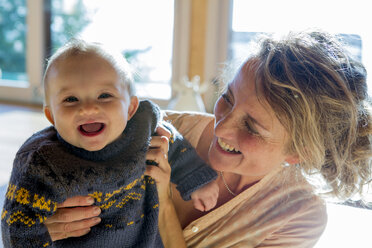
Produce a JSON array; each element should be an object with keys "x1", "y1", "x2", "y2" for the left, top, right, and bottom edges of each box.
[
  {"x1": 0, "y1": 0, "x2": 371, "y2": 112},
  {"x1": 0, "y1": 0, "x2": 371, "y2": 247}
]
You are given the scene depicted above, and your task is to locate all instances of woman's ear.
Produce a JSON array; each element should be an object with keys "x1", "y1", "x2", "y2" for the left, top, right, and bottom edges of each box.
[
  {"x1": 127, "y1": 96, "x2": 139, "y2": 120},
  {"x1": 44, "y1": 106, "x2": 55, "y2": 125},
  {"x1": 285, "y1": 155, "x2": 300, "y2": 166}
]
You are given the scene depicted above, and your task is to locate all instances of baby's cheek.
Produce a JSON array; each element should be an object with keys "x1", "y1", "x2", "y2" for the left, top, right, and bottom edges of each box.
[{"x1": 108, "y1": 118, "x2": 127, "y2": 142}]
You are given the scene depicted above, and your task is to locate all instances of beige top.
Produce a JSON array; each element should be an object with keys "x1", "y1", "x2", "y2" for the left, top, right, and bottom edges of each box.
[{"x1": 165, "y1": 111, "x2": 327, "y2": 248}]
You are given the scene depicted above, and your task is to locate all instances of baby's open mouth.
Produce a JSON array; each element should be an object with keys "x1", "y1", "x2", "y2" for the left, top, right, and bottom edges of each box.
[{"x1": 79, "y1": 122, "x2": 105, "y2": 136}]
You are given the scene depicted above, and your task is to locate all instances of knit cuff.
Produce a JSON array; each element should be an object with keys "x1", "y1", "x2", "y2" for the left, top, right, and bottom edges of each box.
[{"x1": 175, "y1": 166, "x2": 217, "y2": 201}]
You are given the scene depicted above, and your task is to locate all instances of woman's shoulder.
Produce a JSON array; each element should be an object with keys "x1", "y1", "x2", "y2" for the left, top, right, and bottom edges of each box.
[
  {"x1": 234, "y1": 167, "x2": 327, "y2": 247},
  {"x1": 257, "y1": 167, "x2": 327, "y2": 246},
  {"x1": 262, "y1": 191, "x2": 327, "y2": 247},
  {"x1": 163, "y1": 110, "x2": 214, "y2": 125},
  {"x1": 162, "y1": 110, "x2": 214, "y2": 148},
  {"x1": 271, "y1": 167, "x2": 327, "y2": 213}
]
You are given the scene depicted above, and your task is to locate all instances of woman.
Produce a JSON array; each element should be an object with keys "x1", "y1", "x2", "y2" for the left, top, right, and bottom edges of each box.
[{"x1": 46, "y1": 30, "x2": 371, "y2": 247}]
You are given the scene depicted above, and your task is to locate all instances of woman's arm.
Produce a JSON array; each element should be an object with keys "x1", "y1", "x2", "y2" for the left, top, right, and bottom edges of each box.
[
  {"x1": 145, "y1": 126, "x2": 187, "y2": 248},
  {"x1": 157, "y1": 197, "x2": 187, "y2": 248}
]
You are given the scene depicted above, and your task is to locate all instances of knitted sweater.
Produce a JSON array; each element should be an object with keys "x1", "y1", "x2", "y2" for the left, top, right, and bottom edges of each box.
[{"x1": 1, "y1": 100, "x2": 217, "y2": 248}]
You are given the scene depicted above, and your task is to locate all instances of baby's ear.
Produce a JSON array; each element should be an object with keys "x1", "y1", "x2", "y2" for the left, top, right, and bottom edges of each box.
[
  {"x1": 127, "y1": 96, "x2": 139, "y2": 120},
  {"x1": 44, "y1": 106, "x2": 55, "y2": 125}
]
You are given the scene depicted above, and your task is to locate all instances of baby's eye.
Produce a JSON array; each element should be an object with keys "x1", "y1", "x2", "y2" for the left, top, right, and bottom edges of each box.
[
  {"x1": 64, "y1": 96, "x2": 78, "y2": 103},
  {"x1": 98, "y1": 93, "x2": 112, "y2": 99}
]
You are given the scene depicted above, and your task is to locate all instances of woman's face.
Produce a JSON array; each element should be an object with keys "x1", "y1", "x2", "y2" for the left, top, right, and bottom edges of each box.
[{"x1": 209, "y1": 61, "x2": 297, "y2": 182}]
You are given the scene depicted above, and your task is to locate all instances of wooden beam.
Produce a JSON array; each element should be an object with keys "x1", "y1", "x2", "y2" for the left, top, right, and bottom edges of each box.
[{"x1": 188, "y1": 0, "x2": 208, "y2": 82}]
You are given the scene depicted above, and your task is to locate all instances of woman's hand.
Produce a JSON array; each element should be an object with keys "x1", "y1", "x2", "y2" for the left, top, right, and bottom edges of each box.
[
  {"x1": 144, "y1": 125, "x2": 186, "y2": 248},
  {"x1": 144, "y1": 126, "x2": 172, "y2": 202},
  {"x1": 45, "y1": 196, "x2": 101, "y2": 241}
]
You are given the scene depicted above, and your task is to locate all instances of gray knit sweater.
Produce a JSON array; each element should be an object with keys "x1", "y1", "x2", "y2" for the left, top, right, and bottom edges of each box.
[{"x1": 1, "y1": 100, "x2": 217, "y2": 248}]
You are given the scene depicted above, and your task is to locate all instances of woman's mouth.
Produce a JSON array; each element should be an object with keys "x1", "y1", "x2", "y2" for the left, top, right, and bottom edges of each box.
[
  {"x1": 78, "y1": 122, "x2": 105, "y2": 136},
  {"x1": 217, "y1": 138, "x2": 241, "y2": 154}
]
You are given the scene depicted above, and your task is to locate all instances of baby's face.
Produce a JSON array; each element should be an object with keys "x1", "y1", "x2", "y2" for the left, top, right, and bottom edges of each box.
[{"x1": 44, "y1": 54, "x2": 138, "y2": 151}]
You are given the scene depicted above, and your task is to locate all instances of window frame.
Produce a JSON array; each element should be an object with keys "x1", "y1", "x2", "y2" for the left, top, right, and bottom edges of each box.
[{"x1": 0, "y1": 0, "x2": 45, "y2": 104}]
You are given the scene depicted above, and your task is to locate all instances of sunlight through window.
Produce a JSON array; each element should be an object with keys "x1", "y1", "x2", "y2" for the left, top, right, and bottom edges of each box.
[
  {"x1": 230, "y1": 0, "x2": 372, "y2": 94},
  {"x1": 50, "y1": 0, "x2": 174, "y2": 99}
]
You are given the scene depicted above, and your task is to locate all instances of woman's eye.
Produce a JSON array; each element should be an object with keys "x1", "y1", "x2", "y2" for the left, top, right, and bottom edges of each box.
[
  {"x1": 221, "y1": 93, "x2": 233, "y2": 105},
  {"x1": 64, "y1": 96, "x2": 78, "y2": 103},
  {"x1": 244, "y1": 121, "x2": 260, "y2": 136},
  {"x1": 98, "y1": 93, "x2": 112, "y2": 99}
]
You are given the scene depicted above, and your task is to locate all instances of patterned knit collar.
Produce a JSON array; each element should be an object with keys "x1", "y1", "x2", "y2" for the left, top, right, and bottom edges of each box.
[{"x1": 57, "y1": 123, "x2": 135, "y2": 162}]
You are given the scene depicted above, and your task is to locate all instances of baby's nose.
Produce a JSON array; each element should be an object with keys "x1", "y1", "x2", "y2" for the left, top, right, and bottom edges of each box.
[{"x1": 79, "y1": 102, "x2": 99, "y2": 116}]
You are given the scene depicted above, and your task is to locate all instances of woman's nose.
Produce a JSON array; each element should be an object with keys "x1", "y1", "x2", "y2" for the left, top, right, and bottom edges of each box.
[{"x1": 214, "y1": 112, "x2": 237, "y2": 138}]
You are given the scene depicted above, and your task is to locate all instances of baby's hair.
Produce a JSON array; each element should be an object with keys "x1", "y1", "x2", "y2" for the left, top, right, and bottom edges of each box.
[{"x1": 43, "y1": 39, "x2": 135, "y2": 105}]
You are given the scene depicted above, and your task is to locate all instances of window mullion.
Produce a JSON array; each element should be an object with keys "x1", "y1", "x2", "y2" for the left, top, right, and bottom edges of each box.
[
  {"x1": 203, "y1": 0, "x2": 232, "y2": 112},
  {"x1": 27, "y1": 0, "x2": 45, "y2": 104},
  {"x1": 171, "y1": 0, "x2": 191, "y2": 98}
]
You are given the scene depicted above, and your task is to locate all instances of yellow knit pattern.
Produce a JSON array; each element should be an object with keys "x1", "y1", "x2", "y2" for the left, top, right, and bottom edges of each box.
[
  {"x1": 89, "y1": 191, "x2": 103, "y2": 202},
  {"x1": 2, "y1": 174, "x2": 157, "y2": 231},
  {"x1": 99, "y1": 200, "x2": 117, "y2": 210},
  {"x1": 6, "y1": 211, "x2": 36, "y2": 227},
  {"x1": 1, "y1": 210, "x2": 7, "y2": 220},
  {"x1": 94, "y1": 175, "x2": 156, "y2": 228},
  {"x1": 32, "y1": 194, "x2": 56, "y2": 212},
  {"x1": 6, "y1": 184, "x2": 17, "y2": 200},
  {"x1": 169, "y1": 133, "x2": 175, "y2": 144},
  {"x1": 88, "y1": 174, "x2": 151, "y2": 210},
  {"x1": 116, "y1": 192, "x2": 142, "y2": 208},
  {"x1": 2, "y1": 184, "x2": 58, "y2": 227},
  {"x1": 35, "y1": 213, "x2": 47, "y2": 224},
  {"x1": 85, "y1": 174, "x2": 156, "y2": 227},
  {"x1": 15, "y1": 187, "x2": 30, "y2": 205},
  {"x1": 4, "y1": 184, "x2": 57, "y2": 212}
]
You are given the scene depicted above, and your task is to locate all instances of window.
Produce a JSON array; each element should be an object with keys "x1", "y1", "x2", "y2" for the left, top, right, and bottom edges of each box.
[
  {"x1": 0, "y1": 0, "x2": 190, "y2": 105},
  {"x1": 0, "y1": 0, "x2": 28, "y2": 86},
  {"x1": 228, "y1": 0, "x2": 372, "y2": 94},
  {"x1": 47, "y1": 0, "x2": 175, "y2": 100}
]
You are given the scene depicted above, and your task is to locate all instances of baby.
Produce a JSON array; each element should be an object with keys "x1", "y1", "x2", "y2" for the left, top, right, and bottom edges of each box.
[{"x1": 1, "y1": 40, "x2": 218, "y2": 247}]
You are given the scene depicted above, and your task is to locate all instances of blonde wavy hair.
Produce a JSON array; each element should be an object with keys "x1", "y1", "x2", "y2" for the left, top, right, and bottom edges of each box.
[{"x1": 248, "y1": 30, "x2": 371, "y2": 200}]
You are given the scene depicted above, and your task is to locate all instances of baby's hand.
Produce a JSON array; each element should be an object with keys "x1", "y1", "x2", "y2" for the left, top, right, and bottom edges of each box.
[{"x1": 190, "y1": 180, "x2": 219, "y2": 212}]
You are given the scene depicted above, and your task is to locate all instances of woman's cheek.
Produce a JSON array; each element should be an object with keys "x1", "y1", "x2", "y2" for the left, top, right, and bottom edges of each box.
[{"x1": 238, "y1": 133, "x2": 263, "y2": 153}]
